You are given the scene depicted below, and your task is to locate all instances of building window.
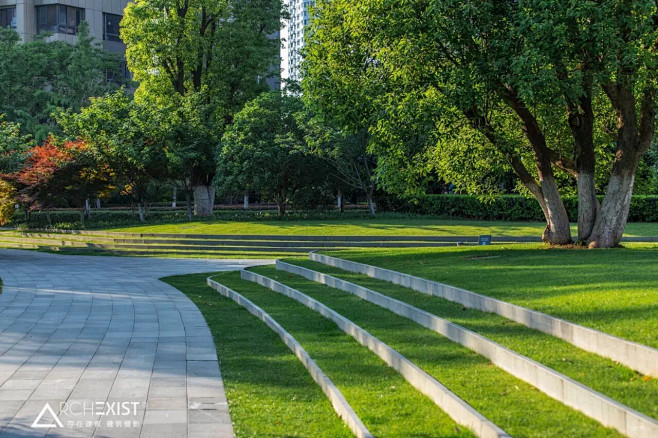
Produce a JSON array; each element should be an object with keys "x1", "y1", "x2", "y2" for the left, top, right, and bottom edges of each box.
[
  {"x1": 36, "y1": 5, "x2": 85, "y2": 35},
  {"x1": 0, "y1": 7, "x2": 16, "y2": 29},
  {"x1": 103, "y1": 13, "x2": 121, "y2": 42}
]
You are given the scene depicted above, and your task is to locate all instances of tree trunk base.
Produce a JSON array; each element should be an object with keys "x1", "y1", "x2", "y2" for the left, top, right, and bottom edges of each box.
[
  {"x1": 194, "y1": 185, "x2": 215, "y2": 217},
  {"x1": 586, "y1": 173, "x2": 635, "y2": 248},
  {"x1": 541, "y1": 225, "x2": 572, "y2": 245},
  {"x1": 138, "y1": 203, "x2": 145, "y2": 222}
]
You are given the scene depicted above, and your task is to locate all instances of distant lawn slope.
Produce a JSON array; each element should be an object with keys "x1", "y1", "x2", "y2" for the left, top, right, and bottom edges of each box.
[
  {"x1": 106, "y1": 218, "x2": 658, "y2": 237},
  {"x1": 320, "y1": 244, "x2": 658, "y2": 348}
]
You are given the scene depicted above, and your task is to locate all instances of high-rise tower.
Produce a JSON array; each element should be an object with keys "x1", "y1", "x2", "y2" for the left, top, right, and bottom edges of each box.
[{"x1": 280, "y1": 0, "x2": 314, "y2": 87}]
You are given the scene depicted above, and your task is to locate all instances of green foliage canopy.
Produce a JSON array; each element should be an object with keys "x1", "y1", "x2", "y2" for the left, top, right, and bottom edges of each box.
[
  {"x1": 0, "y1": 116, "x2": 33, "y2": 174},
  {"x1": 122, "y1": 0, "x2": 284, "y2": 194},
  {"x1": 58, "y1": 92, "x2": 168, "y2": 219},
  {"x1": 304, "y1": 0, "x2": 658, "y2": 247},
  {"x1": 218, "y1": 91, "x2": 328, "y2": 215},
  {"x1": 0, "y1": 24, "x2": 123, "y2": 142}
]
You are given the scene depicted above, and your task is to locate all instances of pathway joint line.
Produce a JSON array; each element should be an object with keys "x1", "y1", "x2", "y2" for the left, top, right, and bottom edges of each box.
[
  {"x1": 241, "y1": 269, "x2": 510, "y2": 438},
  {"x1": 309, "y1": 252, "x2": 658, "y2": 378},
  {"x1": 206, "y1": 275, "x2": 374, "y2": 438},
  {"x1": 0, "y1": 249, "x2": 254, "y2": 438},
  {"x1": 279, "y1": 259, "x2": 658, "y2": 438}
]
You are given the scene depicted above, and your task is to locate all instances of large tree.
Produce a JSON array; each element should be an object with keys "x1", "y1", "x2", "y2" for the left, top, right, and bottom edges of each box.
[
  {"x1": 59, "y1": 92, "x2": 168, "y2": 222},
  {"x1": 9, "y1": 138, "x2": 81, "y2": 224},
  {"x1": 307, "y1": 0, "x2": 658, "y2": 247},
  {"x1": 0, "y1": 25, "x2": 122, "y2": 142},
  {"x1": 217, "y1": 91, "x2": 327, "y2": 216},
  {"x1": 300, "y1": 113, "x2": 379, "y2": 215},
  {"x1": 302, "y1": 10, "x2": 385, "y2": 215},
  {"x1": 121, "y1": 0, "x2": 283, "y2": 216}
]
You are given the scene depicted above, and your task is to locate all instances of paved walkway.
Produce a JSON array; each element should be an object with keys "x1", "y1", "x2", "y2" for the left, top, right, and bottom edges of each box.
[{"x1": 0, "y1": 249, "x2": 273, "y2": 438}]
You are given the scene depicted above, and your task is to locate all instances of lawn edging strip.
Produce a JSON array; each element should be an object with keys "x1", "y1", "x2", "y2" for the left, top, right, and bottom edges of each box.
[
  {"x1": 206, "y1": 275, "x2": 373, "y2": 438},
  {"x1": 309, "y1": 252, "x2": 658, "y2": 378},
  {"x1": 277, "y1": 260, "x2": 658, "y2": 438},
  {"x1": 241, "y1": 269, "x2": 509, "y2": 438}
]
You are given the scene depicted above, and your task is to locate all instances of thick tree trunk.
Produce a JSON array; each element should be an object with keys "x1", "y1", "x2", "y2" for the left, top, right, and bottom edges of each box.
[
  {"x1": 587, "y1": 172, "x2": 636, "y2": 248},
  {"x1": 365, "y1": 192, "x2": 376, "y2": 216},
  {"x1": 85, "y1": 198, "x2": 91, "y2": 220},
  {"x1": 577, "y1": 173, "x2": 598, "y2": 241},
  {"x1": 276, "y1": 199, "x2": 286, "y2": 216},
  {"x1": 172, "y1": 187, "x2": 177, "y2": 208},
  {"x1": 587, "y1": 134, "x2": 642, "y2": 248},
  {"x1": 138, "y1": 203, "x2": 145, "y2": 222},
  {"x1": 243, "y1": 193, "x2": 249, "y2": 209},
  {"x1": 185, "y1": 190, "x2": 193, "y2": 221},
  {"x1": 337, "y1": 192, "x2": 343, "y2": 212},
  {"x1": 569, "y1": 91, "x2": 598, "y2": 241},
  {"x1": 193, "y1": 185, "x2": 215, "y2": 217},
  {"x1": 537, "y1": 177, "x2": 572, "y2": 244},
  {"x1": 96, "y1": 199, "x2": 101, "y2": 209},
  {"x1": 588, "y1": 82, "x2": 655, "y2": 248}
]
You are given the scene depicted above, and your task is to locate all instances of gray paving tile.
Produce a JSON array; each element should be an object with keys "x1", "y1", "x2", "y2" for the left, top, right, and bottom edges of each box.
[
  {"x1": 0, "y1": 249, "x2": 265, "y2": 437},
  {"x1": 143, "y1": 410, "x2": 187, "y2": 425},
  {"x1": 145, "y1": 398, "x2": 188, "y2": 411},
  {"x1": 139, "y1": 423, "x2": 187, "y2": 438},
  {"x1": 188, "y1": 423, "x2": 234, "y2": 438}
]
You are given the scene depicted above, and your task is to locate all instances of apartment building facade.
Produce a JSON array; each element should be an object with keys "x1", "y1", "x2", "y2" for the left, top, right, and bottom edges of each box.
[
  {"x1": 0, "y1": 1, "x2": 129, "y2": 54},
  {"x1": 0, "y1": 1, "x2": 281, "y2": 88},
  {"x1": 280, "y1": 0, "x2": 314, "y2": 86}
]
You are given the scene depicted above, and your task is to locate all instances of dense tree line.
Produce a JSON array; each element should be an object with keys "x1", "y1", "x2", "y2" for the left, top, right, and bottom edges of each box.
[
  {"x1": 0, "y1": 23, "x2": 123, "y2": 142},
  {"x1": 303, "y1": 0, "x2": 658, "y2": 247},
  {"x1": 1, "y1": 0, "x2": 658, "y2": 248}
]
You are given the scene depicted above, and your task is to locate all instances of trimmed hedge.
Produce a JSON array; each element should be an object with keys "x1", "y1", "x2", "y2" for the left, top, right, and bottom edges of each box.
[
  {"x1": 9, "y1": 208, "x2": 408, "y2": 230},
  {"x1": 382, "y1": 195, "x2": 658, "y2": 222}
]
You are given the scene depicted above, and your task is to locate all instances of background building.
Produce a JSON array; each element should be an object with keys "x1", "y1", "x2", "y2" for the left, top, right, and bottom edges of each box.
[
  {"x1": 0, "y1": 1, "x2": 281, "y2": 88},
  {"x1": 0, "y1": 1, "x2": 129, "y2": 66},
  {"x1": 280, "y1": 0, "x2": 314, "y2": 86}
]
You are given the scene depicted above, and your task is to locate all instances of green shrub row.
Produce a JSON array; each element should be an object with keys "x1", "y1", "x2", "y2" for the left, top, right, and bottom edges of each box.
[
  {"x1": 10, "y1": 208, "x2": 412, "y2": 230},
  {"x1": 380, "y1": 195, "x2": 658, "y2": 222}
]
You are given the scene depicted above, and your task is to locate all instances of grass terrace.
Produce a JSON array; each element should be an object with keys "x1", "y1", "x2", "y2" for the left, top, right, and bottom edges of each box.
[
  {"x1": 165, "y1": 272, "x2": 474, "y2": 438},
  {"x1": 107, "y1": 217, "x2": 658, "y2": 237},
  {"x1": 163, "y1": 244, "x2": 657, "y2": 437},
  {"x1": 281, "y1": 257, "x2": 658, "y2": 419},
  {"x1": 317, "y1": 245, "x2": 658, "y2": 347}
]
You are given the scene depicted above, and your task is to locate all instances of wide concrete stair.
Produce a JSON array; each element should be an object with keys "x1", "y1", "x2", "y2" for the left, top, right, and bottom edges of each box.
[
  {"x1": 208, "y1": 254, "x2": 658, "y2": 438},
  {"x1": 0, "y1": 230, "x2": 543, "y2": 257}
]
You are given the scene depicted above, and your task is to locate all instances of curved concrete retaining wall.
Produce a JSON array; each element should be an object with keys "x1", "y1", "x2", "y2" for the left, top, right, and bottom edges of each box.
[
  {"x1": 277, "y1": 261, "x2": 658, "y2": 438},
  {"x1": 241, "y1": 270, "x2": 510, "y2": 438},
  {"x1": 206, "y1": 276, "x2": 373, "y2": 438},
  {"x1": 309, "y1": 252, "x2": 658, "y2": 378}
]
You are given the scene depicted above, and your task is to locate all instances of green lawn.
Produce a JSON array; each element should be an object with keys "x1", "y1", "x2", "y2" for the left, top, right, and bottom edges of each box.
[
  {"x1": 162, "y1": 273, "x2": 352, "y2": 438},
  {"x1": 161, "y1": 247, "x2": 658, "y2": 436},
  {"x1": 107, "y1": 217, "x2": 658, "y2": 237},
  {"x1": 247, "y1": 265, "x2": 620, "y2": 437},
  {"x1": 319, "y1": 245, "x2": 658, "y2": 349},
  {"x1": 168, "y1": 271, "x2": 472, "y2": 438},
  {"x1": 283, "y1": 258, "x2": 658, "y2": 420}
]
